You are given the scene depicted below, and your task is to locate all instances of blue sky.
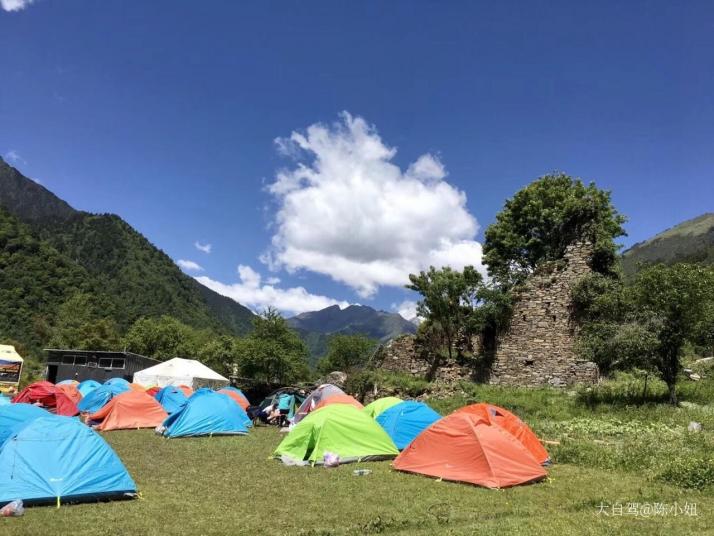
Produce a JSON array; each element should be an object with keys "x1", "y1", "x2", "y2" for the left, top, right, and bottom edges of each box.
[{"x1": 1, "y1": 1, "x2": 712, "y2": 318}]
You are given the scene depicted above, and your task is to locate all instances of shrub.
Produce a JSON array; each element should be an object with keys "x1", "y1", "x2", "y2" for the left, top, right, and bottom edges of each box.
[{"x1": 656, "y1": 457, "x2": 714, "y2": 490}]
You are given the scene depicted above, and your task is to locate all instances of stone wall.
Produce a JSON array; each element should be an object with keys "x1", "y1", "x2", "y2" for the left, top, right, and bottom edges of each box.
[
  {"x1": 375, "y1": 335, "x2": 471, "y2": 383},
  {"x1": 488, "y1": 242, "x2": 599, "y2": 387}
]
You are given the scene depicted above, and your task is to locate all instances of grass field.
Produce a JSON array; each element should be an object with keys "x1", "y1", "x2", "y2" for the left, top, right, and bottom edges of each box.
[{"x1": 3, "y1": 377, "x2": 714, "y2": 535}]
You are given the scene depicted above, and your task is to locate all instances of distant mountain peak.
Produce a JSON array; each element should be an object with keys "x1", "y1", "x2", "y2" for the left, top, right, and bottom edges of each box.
[
  {"x1": 287, "y1": 302, "x2": 417, "y2": 363},
  {"x1": 0, "y1": 158, "x2": 77, "y2": 222}
]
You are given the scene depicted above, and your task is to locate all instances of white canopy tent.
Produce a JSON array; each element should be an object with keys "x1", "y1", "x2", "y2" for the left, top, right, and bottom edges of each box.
[{"x1": 133, "y1": 357, "x2": 229, "y2": 390}]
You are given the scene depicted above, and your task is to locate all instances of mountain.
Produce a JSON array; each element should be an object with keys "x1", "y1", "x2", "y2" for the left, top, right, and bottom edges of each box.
[
  {"x1": 622, "y1": 213, "x2": 714, "y2": 276},
  {"x1": 0, "y1": 158, "x2": 254, "y2": 354},
  {"x1": 287, "y1": 304, "x2": 417, "y2": 364}
]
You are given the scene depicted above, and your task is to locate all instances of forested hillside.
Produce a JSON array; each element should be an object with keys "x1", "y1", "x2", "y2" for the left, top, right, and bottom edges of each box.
[
  {"x1": 0, "y1": 158, "x2": 254, "y2": 358},
  {"x1": 622, "y1": 213, "x2": 714, "y2": 276}
]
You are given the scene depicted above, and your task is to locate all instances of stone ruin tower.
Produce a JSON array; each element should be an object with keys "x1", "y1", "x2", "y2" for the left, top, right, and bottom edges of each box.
[{"x1": 489, "y1": 241, "x2": 599, "y2": 387}]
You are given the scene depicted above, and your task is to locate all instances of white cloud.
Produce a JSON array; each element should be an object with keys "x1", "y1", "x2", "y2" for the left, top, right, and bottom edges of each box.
[
  {"x1": 1, "y1": 0, "x2": 35, "y2": 12},
  {"x1": 4, "y1": 149, "x2": 27, "y2": 165},
  {"x1": 177, "y1": 259, "x2": 204, "y2": 272},
  {"x1": 393, "y1": 300, "x2": 419, "y2": 321},
  {"x1": 194, "y1": 241, "x2": 212, "y2": 254},
  {"x1": 264, "y1": 112, "x2": 485, "y2": 297},
  {"x1": 196, "y1": 264, "x2": 350, "y2": 316}
]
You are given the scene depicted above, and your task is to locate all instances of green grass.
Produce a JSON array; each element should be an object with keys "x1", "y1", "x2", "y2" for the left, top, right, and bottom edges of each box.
[{"x1": 4, "y1": 380, "x2": 714, "y2": 535}]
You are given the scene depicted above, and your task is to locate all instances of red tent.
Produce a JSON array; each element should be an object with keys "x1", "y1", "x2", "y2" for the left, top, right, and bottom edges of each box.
[
  {"x1": 56, "y1": 383, "x2": 83, "y2": 405},
  {"x1": 13, "y1": 381, "x2": 79, "y2": 416},
  {"x1": 393, "y1": 412, "x2": 546, "y2": 488},
  {"x1": 453, "y1": 403, "x2": 550, "y2": 465},
  {"x1": 145, "y1": 386, "x2": 161, "y2": 397}
]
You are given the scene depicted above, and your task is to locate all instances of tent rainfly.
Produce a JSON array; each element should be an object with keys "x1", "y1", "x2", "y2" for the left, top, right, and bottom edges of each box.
[{"x1": 133, "y1": 357, "x2": 229, "y2": 390}]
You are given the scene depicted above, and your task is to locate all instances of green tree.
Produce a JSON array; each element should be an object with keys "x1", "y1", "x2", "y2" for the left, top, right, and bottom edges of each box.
[
  {"x1": 122, "y1": 315, "x2": 210, "y2": 360},
  {"x1": 630, "y1": 264, "x2": 714, "y2": 404},
  {"x1": 575, "y1": 265, "x2": 714, "y2": 405},
  {"x1": 406, "y1": 265, "x2": 483, "y2": 379},
  {"x1": 235, "y1": 308, "x2": 309, "y2": 384},
  {"x1": 317, "y1": 334, "x2": 376, "y2": 374},
  {"x1": 198, "y1": 335, "x2": 242, "y2": 376},
  {"x1": 483, "y1": 173, "x2": 626, "y2": 287},
  {"x1": 47, "y1": 293, "x2": 121, "y2": 351}
]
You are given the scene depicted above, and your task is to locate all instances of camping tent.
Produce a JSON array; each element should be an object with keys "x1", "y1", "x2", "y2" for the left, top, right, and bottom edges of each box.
[
  {"x1": 12, "y1": 381, "x2": 78, "y2": 416},
  {"x1": 105, "y1": 377, "x2": 130, "y2": 388},
  {"x1": 292, "y1": 384, "x2": 346, "y2": 424},
  {"x1": 314, "y1": 394, "x2": 363, "y2": 412},
  {"x1": 217, "y1": 388, "x2": 250, "y2": 410},
  {"x1": 56, "y1": 383, "x2": 82, "y2": 405},
  {"x1": 274, "y1": 404, "x2": 399, "y2": 465},
  {"x1": 57, "y1": 379, "x2": 78, "y2": 385},
  {"x1": 78, "y1": 379, "x2": 102, "y2": 397},
  {"x1": 0, "y1": 415, "x2": 136, "y2": 506},
  {"x1": 257, "y1": 387, "x2": 306, "y2": 422},
  {"x1": 89, "y1": 391, "x2": 168, "y2": 431},
  {"x1": 453, "y1": 403, "x2": 550, "y2": 465},
  {"x1": 363, "y1": 397, "x2": 402, "y2": 419},
  {"x1": 376, "y1": 401, "x2": 441, "y2": 450},
  {"x1": 0, "y1": 403, "x2": 49, "y2": 447},
  {"x1": 0, "y1": 395, "x2": 10, "y2": 406},
  {"x1": 154, "y1": 385, "x2": 189, "y2": 415},
  {"x1": 393, "y1": 412, "x2": 547, "y2": 488},
  {"x1": 133, "y1": 357, "x2": 229, "y2": 390},
  {"x1": 162, "y1": 389, "x2": 251, "y2": 438},
  {"x1": 77, "y1": 382, "x2": 130, "y2": 414}
]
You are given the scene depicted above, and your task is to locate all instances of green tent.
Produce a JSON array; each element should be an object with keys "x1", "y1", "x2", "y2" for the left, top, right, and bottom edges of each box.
[
  {"x1": 274, "y1": 404, "x2": 399, "y2": 465},
  {"x1": 362, "y1": 397, "x2": 403, "y2": 419}
]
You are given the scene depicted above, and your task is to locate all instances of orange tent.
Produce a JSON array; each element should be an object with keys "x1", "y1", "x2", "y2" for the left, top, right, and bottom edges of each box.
[
  {"x1": 314, "y1": 394, "x2": 363, "y2": 412},
  {"x1": 218, "y1": 389, "x2": 249, "y2": 410},
  {"x1": 56, "y1": 383, "x2": 82, "y2": 405},
  {"x1": 453, "y1": 403, "x2": 549, "y2": 465},
  {"x1": 178, "y1": 385, "x2": 193, "y2": 396},
  {"x1": 128, "y1": 383, "x2": 146, "y2": 392},
  {"x1": 88, "y1": 390, "x2": 168, "y2": 431},
  {"x1": 393, "y1": 412, "x2": 547, "y2": 488}
]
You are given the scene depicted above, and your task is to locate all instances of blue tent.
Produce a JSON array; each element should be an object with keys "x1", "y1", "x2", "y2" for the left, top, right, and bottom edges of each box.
[
  {"x1": 0, "y1": 415, "x2": 136, "y2": 506},
  {"x1": 78, "y1": 382, "x2": 130, "y2": 413},
  {"x1": 78, "y1": 379, "x2": 102, "y2": 397},
  {"x1": 0, "y1": 395, "x2": 10, "y2": 406},
  {"x1": 163, "y1": 389, "x2": 251, "y2": 438},
  {"x1": 104, "y1": 377, "x2": 130, "y2": 388},
  {"x1": 376, "y1": 401, "x2": 441, "y2": 450},
  {"x1": 154, "y1": 386, "x2": 188, "y2": 415},
  {"x1": 0, "y1": 404, "x2": 50, "y2": 447}
]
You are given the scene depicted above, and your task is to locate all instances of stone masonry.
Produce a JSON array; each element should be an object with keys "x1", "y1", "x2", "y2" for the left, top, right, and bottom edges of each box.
[
  {"x1": 489, "y1": 242, "x2": 599, "y2": 387},
  {"x1": 375, "y1": 335, "x2": 471, "y2": 383}
]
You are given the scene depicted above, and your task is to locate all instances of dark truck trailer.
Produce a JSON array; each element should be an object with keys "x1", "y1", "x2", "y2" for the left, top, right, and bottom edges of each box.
[{"x1": 44, "y1": 349, "x2": 160, "y2": 384}]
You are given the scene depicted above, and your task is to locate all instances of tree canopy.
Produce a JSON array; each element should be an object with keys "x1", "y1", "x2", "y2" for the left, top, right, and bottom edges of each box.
[
  {"x1": 575, "y1": 264, "x2": 714, "y2": 404},
  {"x1": 235, "y1": 308, "x2": 310, "y2": 385},
  {"x1": 483, "y1": 173, "x2": 626, "y2": 287},
  {"x1": 317, "y1": 334, "x2": 376, "y2": 374}
]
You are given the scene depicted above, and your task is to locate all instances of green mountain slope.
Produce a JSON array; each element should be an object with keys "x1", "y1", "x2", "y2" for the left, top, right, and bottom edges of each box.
[
  {"x1": 0, "y1": 158, "x2": 254, "y2": 354},
  {"x1": 0, "y1": 207, "x2": 95, "y2": 352},
  {"x1": 622, "y1": 213, "x2": 714, "y2": 275},
  {"x1": 287, "y1": 304, "x2": 417, "y2": 365}
]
